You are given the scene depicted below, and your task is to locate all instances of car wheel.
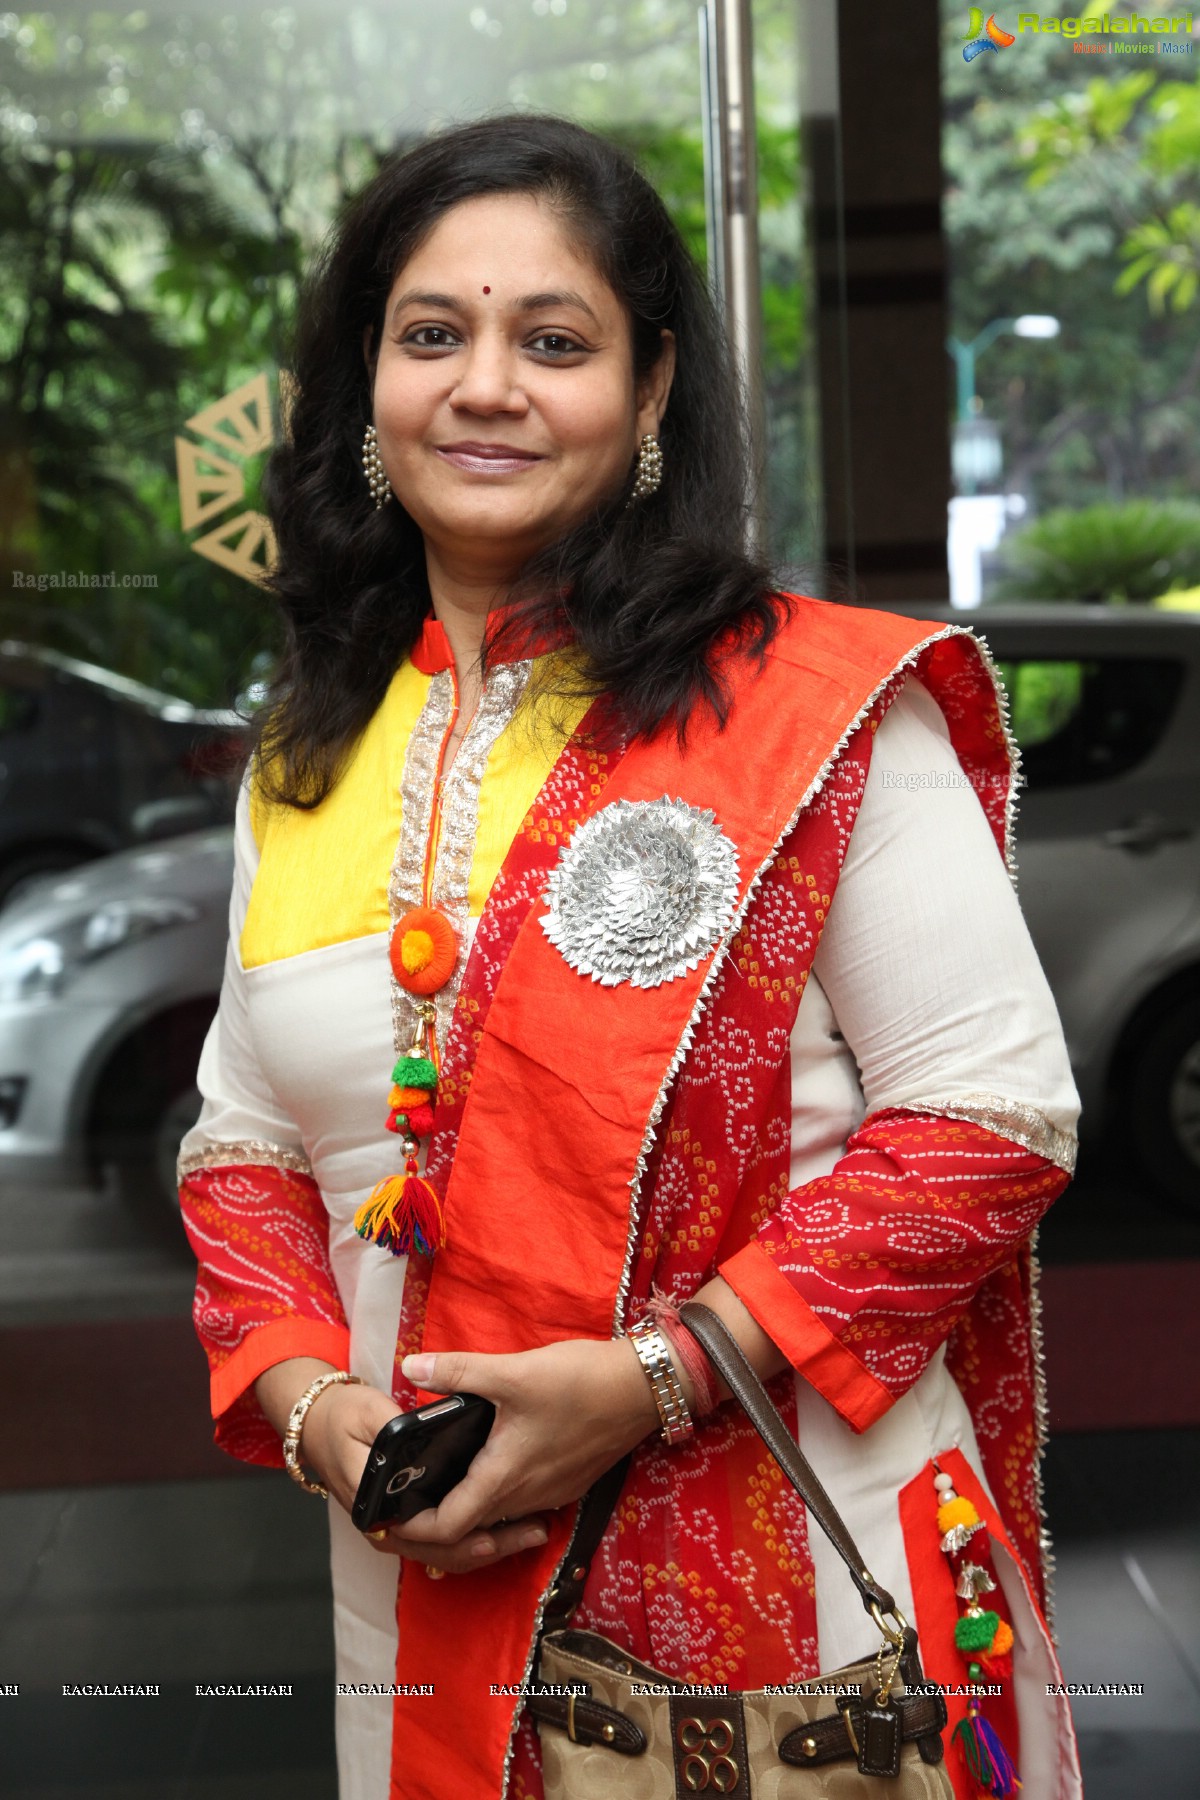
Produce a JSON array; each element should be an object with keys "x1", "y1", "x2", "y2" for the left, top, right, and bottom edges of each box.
[
  {"x1": 1127, "y1": 987, "x2": 1200, "y2": 1217},
  {"x1": 89, "y1": 1002, "x2": 213, "y2": 1241},
  {"x1": 152, "y1": 1082, "x2": 203, "y2": 1210}
]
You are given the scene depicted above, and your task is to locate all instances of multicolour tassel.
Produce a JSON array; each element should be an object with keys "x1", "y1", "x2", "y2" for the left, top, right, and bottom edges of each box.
[
  {"x1": 354, "y1": 906, "x2": 458, "y2": 1257},
  {"x1": 353, "y1": 1160, "x2": 446, "y2": 1257},
  {"x1": 932, "y1": 1465, "x2": 1023, "y2": 1797},
  {"x1": 952, "y1": 1706, "x2": 1021, "y2": 1798}
]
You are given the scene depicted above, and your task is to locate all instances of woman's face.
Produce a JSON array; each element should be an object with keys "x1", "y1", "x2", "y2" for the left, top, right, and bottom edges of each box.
[{"x1": 367, "y1": 192, "x2": 674, "y2": 580}]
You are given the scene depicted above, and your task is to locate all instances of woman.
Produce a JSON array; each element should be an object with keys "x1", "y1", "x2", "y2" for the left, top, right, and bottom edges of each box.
[{"x1": 179, "y1": 115, "x2": 1083, "y2": 1800}]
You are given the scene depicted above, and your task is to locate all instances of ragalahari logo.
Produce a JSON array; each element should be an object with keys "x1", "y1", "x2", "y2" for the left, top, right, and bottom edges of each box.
[{"x1": 962, "y1": 9, "x2": 1017, "y2": 58}]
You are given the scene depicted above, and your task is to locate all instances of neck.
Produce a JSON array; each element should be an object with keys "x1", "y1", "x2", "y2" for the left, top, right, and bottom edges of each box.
[{"x1": 424, "y1": 543, "x2": 526, "y2": 685}]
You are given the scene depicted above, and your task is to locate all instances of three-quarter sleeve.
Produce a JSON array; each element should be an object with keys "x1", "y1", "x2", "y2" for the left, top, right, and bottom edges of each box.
[
  {"x1": 719, "y1": 675, "x2": 1080, "y2": 1431},
  {"x1": 178, "y1": 781, "x2": 350, "y2": 1465}
]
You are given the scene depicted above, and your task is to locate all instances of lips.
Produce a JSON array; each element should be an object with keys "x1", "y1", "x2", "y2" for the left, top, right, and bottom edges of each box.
[{"x1": 436, "y1": 442, "x2": 543, "y2": 475}]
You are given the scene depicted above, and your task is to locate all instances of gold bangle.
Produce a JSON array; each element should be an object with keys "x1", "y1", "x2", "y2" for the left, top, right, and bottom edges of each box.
[
  {"x1": 282, "y1": 1370, "x2": 363, "y2": 1497},
  {"x1": 628, "y1": 1321, "x2": 694, "y2": 1446}
]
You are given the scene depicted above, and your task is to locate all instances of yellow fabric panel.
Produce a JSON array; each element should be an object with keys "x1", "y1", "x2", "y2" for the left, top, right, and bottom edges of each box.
[
  {"x1": 240, "y1": 660, "x2": 594, "y2": 970},
  {"x1": 468, "y1": 685, "x2": 594, "y2": 917},
  {"x1": 241, "y1": 662, "x2": 430, "y2": 969}
]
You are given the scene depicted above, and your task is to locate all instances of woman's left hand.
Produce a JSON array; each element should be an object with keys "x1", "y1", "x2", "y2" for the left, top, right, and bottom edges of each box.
[{"x1": 367, "y1": 1337, "x2": 664, "y2": 1574}]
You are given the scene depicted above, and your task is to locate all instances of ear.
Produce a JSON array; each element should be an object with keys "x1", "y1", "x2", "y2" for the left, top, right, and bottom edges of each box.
[{"x1": 635, "y1": 329, "x2": 676, "y2": 438}]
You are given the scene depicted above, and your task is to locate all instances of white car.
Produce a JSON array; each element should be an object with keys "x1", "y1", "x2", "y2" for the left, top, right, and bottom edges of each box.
[{"x1": 1, "y1": 605, "x2": 1196, "y2": 1216}]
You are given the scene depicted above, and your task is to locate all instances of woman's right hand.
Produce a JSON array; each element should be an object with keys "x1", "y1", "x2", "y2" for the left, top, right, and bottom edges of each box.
[
  {"x1": 299, "y1": 1376, "x2": 404, "y2": 1517},
  {"x1": 253, "y1": 1356, "x2": 398, "y2": 1517},
  {"x1": 254, "y1": 1358, "x2": 551, "y2": 1573}
]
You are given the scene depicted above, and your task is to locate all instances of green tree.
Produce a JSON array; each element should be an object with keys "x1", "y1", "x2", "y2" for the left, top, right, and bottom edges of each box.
[{"x1": 941, "y1": 0, "x2": 1200, "y2": 520}]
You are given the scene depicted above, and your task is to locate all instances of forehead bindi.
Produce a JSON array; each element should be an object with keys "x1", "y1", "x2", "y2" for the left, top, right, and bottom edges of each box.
[{"x1": 389, "y1": 194, "x2": 614, "y2": 324}]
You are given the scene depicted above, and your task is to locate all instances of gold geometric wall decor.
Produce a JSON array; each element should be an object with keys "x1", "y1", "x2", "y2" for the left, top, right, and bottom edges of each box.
[
  {"x1": 175, "y1": 438, "x2": 245, "y2": 531},
  {"x1": 175, "y1": 369, "x2": 280, "y2": 587},
  {"x1": 277, "y1": 368, "x2": 298, "y2": 443},
  {"x1": 186, "y1": 372, "x2": 273, "y2": 457},
  {"x1": 190, "y1": 510, "x2": 278, "y2": 582}
]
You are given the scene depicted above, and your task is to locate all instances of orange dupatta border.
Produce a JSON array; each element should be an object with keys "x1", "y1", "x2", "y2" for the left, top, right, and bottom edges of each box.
[{"x1": 391, "y1": 598, "x2": 980, "y2": 1799}]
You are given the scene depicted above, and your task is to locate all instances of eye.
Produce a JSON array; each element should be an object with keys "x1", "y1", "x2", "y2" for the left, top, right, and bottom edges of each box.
[
  {"x1": 528, "y1": 333, "x2": 586, "y2": 359},
  {"x1": 403, "y1": 325, "x2": 461, "y2": 350}
]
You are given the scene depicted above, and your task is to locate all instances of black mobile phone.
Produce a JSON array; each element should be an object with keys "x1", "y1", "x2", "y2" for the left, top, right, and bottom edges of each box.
[{"x1": 351, "y1": 1393, "x2": 497, "y2": 1533}]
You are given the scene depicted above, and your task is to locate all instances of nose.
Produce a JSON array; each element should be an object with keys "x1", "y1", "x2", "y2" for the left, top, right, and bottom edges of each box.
[{"x1": 448, "y1": 331, "x2": 529, "y2": 417}]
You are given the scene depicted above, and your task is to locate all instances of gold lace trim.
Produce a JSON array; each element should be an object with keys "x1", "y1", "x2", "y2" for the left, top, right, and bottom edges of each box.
[
  {"x1": 889, "y1": 1091, "x2": 1077, "y2": 1175},
  {"x1": 388, "y1": 660, "x2": 533, "y2": 1058},
  {"x1": 177, "y1": 1139, "x2": 313, "y2": 1183}
]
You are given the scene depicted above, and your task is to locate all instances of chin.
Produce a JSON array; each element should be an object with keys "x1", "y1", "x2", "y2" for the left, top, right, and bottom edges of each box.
[{"x1": 434, "y1": 505, "x2": 559, "y2": 546}]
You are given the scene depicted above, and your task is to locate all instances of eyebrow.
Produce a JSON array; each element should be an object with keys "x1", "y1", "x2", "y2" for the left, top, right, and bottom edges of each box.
[{"x1": 389, "y1": 288, "x2": 601, "y2": 327}]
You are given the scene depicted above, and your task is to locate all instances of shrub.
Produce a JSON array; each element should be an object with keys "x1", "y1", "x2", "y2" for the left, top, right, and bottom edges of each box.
[{"x1": 991, "y1": 499, "x2": 1200, "y2": 602}]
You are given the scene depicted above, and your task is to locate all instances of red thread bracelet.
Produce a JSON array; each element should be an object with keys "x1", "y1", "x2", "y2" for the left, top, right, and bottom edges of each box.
[{"x1": 646, "y1": 1295, "x2": 721, "y2": 1417}]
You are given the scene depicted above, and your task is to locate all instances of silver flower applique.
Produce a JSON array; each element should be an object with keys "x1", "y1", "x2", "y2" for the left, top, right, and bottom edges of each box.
[{"x1": 541, "y1": 796, "x2": 740, "y2": 988}]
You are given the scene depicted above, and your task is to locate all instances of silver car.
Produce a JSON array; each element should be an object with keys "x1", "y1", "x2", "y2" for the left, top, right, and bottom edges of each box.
[
  {"x1": 896, "y1": 602, "x2": 1199, "y2": 1210},
  {"x1": 0, "y1": 605, "x2": 1196, "y2": 1215},
  {"x1": 0, "y1": 830, "x2": 233, "y2": 1224}
]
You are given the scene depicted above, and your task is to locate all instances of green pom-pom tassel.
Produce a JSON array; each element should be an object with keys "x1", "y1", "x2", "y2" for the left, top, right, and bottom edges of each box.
[
  {"x1": 391, "y1": 1054, "x2": 437, "y2": 1089},
  {"x1": 955, "y1": 1610, "x2": 1000, "y2": 1653}
]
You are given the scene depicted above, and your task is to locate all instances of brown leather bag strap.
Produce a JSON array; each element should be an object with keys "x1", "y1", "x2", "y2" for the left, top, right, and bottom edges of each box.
[
  {"x1": 679, "y1": 1301, "x2": 898, "y2": 1621},
  {"x1": 541, "y1": 1303, "x2": 904, "y2": 1648},
  {"x1": 540, "y1": 1452, "x2": 632, "y2": 1638}
]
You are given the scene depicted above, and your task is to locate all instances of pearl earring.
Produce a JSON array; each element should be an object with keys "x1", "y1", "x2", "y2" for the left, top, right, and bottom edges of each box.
[
  {"x1": 627, "y1": 433, "x2": 664, "y2": 504},
  {"x1": 362, "y1": 423, "x2": 392, "y2": 509}
]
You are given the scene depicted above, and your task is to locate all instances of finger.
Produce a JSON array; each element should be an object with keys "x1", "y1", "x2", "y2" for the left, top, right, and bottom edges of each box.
[
  {"x1": 364, "y1": 1527, "x2": 399, "y2": 1556},
  {"x1": 400, "y1": 1348, "x2": 511, "y2": 1399},
  {"x1": 390, "y1": 1448, "x2": 512, "y2": 1546},
  {"x1": 393, "y1": 1518, "x2": 550, "y2": 1574}
]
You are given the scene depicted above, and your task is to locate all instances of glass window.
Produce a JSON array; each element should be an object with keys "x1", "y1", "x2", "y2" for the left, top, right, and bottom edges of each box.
[
  {"x1": 942, "y1": 1, "x2": 1200, "y2": 607},
  {"x1": 0, "y1": 11, "x2": 822, "y2": 1251},
  {"x1": 2, "y1": 2, "x2": 816, "y2": 689},
  {"x1": 997, "y1": 655, "x2": 1186, "y2": 787}
]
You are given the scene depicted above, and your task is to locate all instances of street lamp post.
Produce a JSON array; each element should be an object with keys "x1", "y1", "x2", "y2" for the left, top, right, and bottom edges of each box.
[
  {"x1": 947, "y1": 314, "x2": 1061, "y2": 424},
  {"x1": 946, "y1": 315, "x2": 1060, "y2": 495},
  {"x1": 945, "y1": 315, "x2": 1059, "y2": 607}
]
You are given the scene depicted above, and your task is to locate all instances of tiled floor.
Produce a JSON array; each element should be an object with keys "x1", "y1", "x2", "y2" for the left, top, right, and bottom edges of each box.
[{"x1": 1, "y1": 1432, "x2": 1197, "y2": 1798}]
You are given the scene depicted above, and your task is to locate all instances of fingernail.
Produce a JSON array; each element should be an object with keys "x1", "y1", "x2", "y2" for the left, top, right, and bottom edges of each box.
[
  {"x1": 470, "y1": 1537, "x2": 497, "y2": 1559},
  {"x1": 401, "y1": 1354, "x2": 436, "y2": 1384},
  {"x1": 519, "y1": 1528, "x2": 548, "y2": 1550}
]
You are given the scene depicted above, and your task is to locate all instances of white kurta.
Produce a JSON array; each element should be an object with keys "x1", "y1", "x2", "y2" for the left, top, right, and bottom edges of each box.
[{"x1": 180, "y1": 674, "x2": 1083, "y2": 1800}]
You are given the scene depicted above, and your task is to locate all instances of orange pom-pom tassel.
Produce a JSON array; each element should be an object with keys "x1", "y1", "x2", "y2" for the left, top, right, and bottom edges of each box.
[
  {"x1": 389, "y1": 907, "x2": 458, "y2": 995},
  {"x1": 990, "y1": 1619, "x2": 1014, "y2": 1657},
  {"x1": 390, "y1": 1084, "x2": 434, "y2": 1110},
  {"x1": 937, "y1": 1495, "x2": 980, "y2": 1535}
]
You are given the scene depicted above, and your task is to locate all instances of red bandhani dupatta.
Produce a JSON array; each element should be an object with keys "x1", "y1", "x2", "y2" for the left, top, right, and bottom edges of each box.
[{"x1": 383, "y1": 598, "x2": 1053, "y2": 1799}]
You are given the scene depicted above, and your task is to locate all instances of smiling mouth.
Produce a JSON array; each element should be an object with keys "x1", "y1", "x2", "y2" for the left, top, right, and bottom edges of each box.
[{"x1": 436, "y1": 443, "x2": 544, "y2": 474}]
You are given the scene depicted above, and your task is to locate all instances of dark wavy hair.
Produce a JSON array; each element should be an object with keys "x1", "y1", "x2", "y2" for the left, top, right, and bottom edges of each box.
[{"x1": 259, "y1": 112, "x2": 779, "y2": 807}]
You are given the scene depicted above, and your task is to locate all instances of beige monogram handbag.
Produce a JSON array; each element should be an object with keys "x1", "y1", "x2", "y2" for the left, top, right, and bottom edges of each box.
[{"x1": 529, "y1": 1303, "x2": 953, "y2": 1798}]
